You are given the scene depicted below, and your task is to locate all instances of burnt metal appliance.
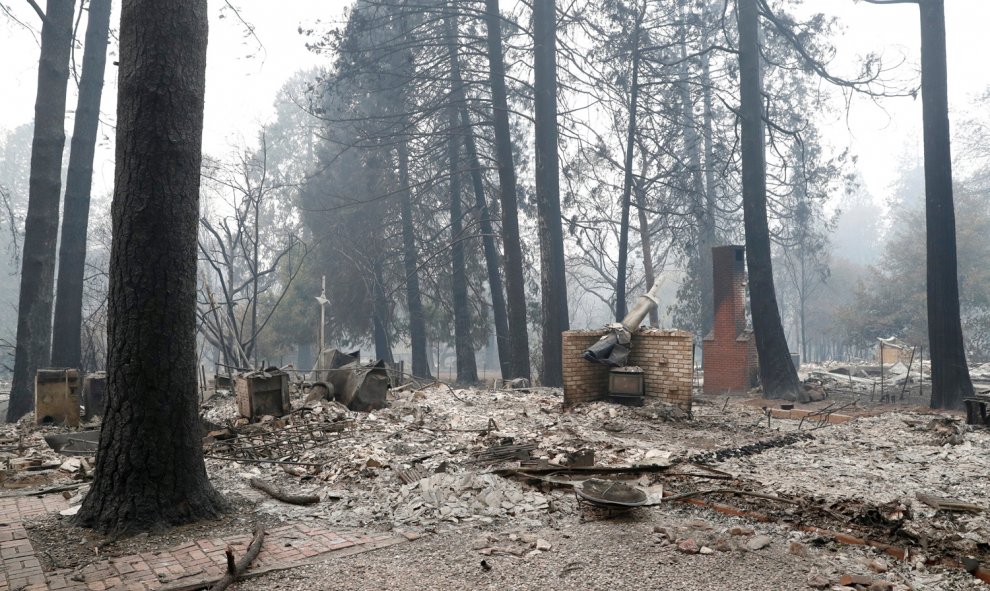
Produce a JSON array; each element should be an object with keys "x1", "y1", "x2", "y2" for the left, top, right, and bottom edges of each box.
[
  {"x1": 608, "y1": 366, "x2": 645, "y2": 406},
  {"x1": 235, "y1": 369, "x2": 290, "y2": 419}
]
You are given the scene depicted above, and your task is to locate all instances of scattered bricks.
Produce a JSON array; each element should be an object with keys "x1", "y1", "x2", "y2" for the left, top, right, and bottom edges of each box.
[{"x1": 839, "y1": 574, "x2": 874, "y2": 586}]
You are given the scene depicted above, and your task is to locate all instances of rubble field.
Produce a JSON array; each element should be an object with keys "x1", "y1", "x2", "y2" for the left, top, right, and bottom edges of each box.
[{"x1": 3, "y1": 380, "x2": 989, "y2": 590}]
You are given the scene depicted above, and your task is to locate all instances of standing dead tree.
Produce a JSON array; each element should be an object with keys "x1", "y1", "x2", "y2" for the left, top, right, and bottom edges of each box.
[
  {"x1": 51, "y1": 0, "x2": 113, "y2": 369},
  {"x1": 738, "y1": 0, "x2": 800, "y2": 399},
  {"x1": 7, "y1": 0, "x2": 76, "y2": 422},
  {"x1": 75, "y1": 0, "x2": 227, "y2": 534},
  {"x1": 197, "y1": 141, "x2": 308, "y2": 370}
]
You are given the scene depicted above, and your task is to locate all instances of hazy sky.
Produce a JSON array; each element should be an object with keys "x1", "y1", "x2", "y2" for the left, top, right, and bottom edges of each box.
[{"x1": 1, "y1": 0, "x2": 988, "y2": 205}]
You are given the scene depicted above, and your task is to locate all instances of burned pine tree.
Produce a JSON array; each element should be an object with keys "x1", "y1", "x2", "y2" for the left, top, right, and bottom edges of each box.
[
  {"x1": 76, "y1": 0, "x2": 227, "y2": 533},
  {"x1": 915, "y1": 0, "x2": 974, "y2": 409},
  {"x1": 50, "y1": 0, "x2": 113, "y2": 370},
  {"x1": 736, "y1": 0, "x2": 800, "y2": 399},
  {"x1": 485, "y1": 0, "x2": 531, "y2": 381},
  {"x1": 396, "y1": 139, "x2": 432, "y2": 378},
  {"x1": 446, "y1": 13, "x2": 479, "y2": 384},
  {"x1": 7, "y1": 0, "x2": 76, "y2": 422},
  {"x1": 532, "y1": 0, "x2": 570, "y2": 386},
  {"x1": 612, "y1": 2, "x2": 644, "y2": 324},
  {"x1": 304, "y1": 3, "x2": 437, "y2": 377}
]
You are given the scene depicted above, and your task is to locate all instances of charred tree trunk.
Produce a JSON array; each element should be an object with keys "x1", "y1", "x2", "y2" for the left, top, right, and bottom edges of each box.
[
  {"x1": 532, "y1": 0, "x2": 568, "y2": 386},
  {"x1": 919, "y1": 0, "x2": 973, "y2": 409},
  {"x1": 7, "y1": 0, "x2": 76, "y2": 423},
  {"x1": 445, "y1": 20, "x2": 478, "y2": 383},
  {"x1": 397, "y1": 141, "x2": 432, "y2": 378},
  {"x1": 680, "y1": 0, "x2": 715, "y2": 337},
  {"x1": 615, "y1": 12, "x2": 641, "y2": 322},
  {"x1": 737, "y1": 0, "x2": 799, "y2": 400},
  {"x1": 633, "y1": 178, "x2": 658, "y2": 327},
  {"x1": 372, "y1": 259, "x2": 395, "y2": 364},
  {"x1": 51, "y1": 0, "x2": 112, "y2": 370},
  {"x1": 701, "y1": 18, "x2": 719, "y2": 261},
  {"x1": 74, "y1": 0, "x2": 227, "y2": 534},
  {"x1": 446, "y1": 15, "x2": 482, "y2": 384},
  {"x1": 460, "y1": 98, "x2": 511, "y2": 380},
  {"x1": 447, "y1": 121, "x2": 477, "y2": 383},
  {"x1": 484, "y1": 0, "x2": 531, "y2": 380}
]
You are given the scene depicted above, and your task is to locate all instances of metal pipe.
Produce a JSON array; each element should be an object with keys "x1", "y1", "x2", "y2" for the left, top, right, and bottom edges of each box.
[{"x1": 620, "y1": 279, "x2": 664, "y2": 332}]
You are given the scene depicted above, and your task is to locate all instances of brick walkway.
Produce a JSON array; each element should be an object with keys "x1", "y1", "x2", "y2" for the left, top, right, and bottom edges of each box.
[{"x1": 0, "y1": 495, "x2": 404, "y2": 591}]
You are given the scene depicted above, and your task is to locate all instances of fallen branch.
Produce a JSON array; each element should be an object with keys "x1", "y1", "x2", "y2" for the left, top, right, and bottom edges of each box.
[
  {"x1": 249, "y1": 478, "x2": 320, "y2": 505},
  {"x1": 0, "y1": 483, "x2": 85, "y2": 499},
  {"x1": 916, "y1": 492, "x2": 983, "y2": 514},
  {"x1": 663, "y1": 488, "x2": 802, "y2": 505},
  {"x1": 209, "y1": 526, "x2": 265, "y2": 591},
  {"x1": 497, "y1": 462, "x2": 673, "y2": 477}
]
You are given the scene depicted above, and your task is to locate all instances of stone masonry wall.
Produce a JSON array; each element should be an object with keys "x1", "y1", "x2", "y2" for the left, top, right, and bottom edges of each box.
[{"x1": 562, "y1": 328, "x2": 694, "y2": 411}]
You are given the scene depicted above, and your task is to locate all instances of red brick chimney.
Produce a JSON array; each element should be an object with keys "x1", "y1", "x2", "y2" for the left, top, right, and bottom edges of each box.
[{"x1": 703, "y1": 245, "x2": 758, "y2": 394}]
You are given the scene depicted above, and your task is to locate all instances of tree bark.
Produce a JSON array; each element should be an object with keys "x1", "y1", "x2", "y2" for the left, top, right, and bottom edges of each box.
[
  {"x1": 919, "y1": 0, "x2": 973, "y2": 409},
  {"x1": 51, "y1": 0, "x2": 112, "y2": 370},
  {"x1": 447, "y1": 132, "x2": 477, "y2": 383},
  {"x1": 614, "y1": 11, "x2": 641, "y2": 322},
  {"x1": 459, "y1": 92, "x2": 511, "y2": 380},
  {"x1": 680, "y1": 0, "x2": 715, "y2": 337},
  {"x1": 484, "y1": 0, "x2": 531, "y2": 380},
  {"x1": 372, "y1": 259, "x2": 395, "y2": 364},
  {"x1": 737, "y1": 0, "x2": 799, "y2": 400},
  {"x1": 532, "y1": 0, "x2": 568, "y2": 386},
  {"x1": 633, "y1": 178, "x2": 658, "y2": 327},
  {"x1": 6, "y1": 0, "x2": 76, "y2": 423},
  {"x1": 445, "y1": 18, "x2": 478, "y2": 383},
  {"x1": 397, "y1": 141, "x2": 431, "y2": 378},
  {"x1": 74, "y1": 0, "x2": 227, "y2": 534}
]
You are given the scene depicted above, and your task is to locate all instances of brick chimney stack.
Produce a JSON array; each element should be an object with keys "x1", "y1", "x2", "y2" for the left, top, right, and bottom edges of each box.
[{"x1": 703, "y1": 245, "x2": 758, "y2": 394}]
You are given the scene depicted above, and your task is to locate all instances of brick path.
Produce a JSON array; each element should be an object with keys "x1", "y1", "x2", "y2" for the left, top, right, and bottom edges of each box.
[{"x1": 0, "y1": 495, "x2": 404, "y2": 591}]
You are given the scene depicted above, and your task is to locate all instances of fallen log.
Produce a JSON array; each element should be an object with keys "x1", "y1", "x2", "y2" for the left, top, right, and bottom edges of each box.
[
  {"x1": 209, "y1": 526, "x2": 265, "y2": 591},
  {"x1": 249, "y1": 478, "x2": 320, "y2": 505}
]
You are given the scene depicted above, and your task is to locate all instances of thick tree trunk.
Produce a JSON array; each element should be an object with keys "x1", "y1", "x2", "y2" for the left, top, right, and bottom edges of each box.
[
  {"x1": 51, "y1": 0, "x2": 112, "y2": 370},
  {"x1": 74, "y1": 0, "x2": 226, "y2": 534},
  {"x1": 615, "y1": 14, "x2": 641, "y2": 322},
  {"x1": 532, "y1": 0, "x2": 568, "y2": 386},
  {"x1": 459, "y1": 97, "x2": 511, "y2": 380},
  {"x1": 447, "y1": 112, "x2": 478, "y2": 383},
  {"x1": 444, "y1": 19, "x2": 479, "y2": 383},
  {"x1": 737, "y1": 0, "x2": 799, "y2": 400},
  {"x1": 680, "y1": 0, "x2": 715, "y2": 337},
  {"x1": 919, "y1": 0, "x2": 973, "y2": 410},
  {"x1": 372, "y1": 259, "x2": 395, "y2": 364},
  {"x1": 484, "y1": 0, "x2": 531, "y2": 380},
  {"x1": 397, "y1": 141, "x2": 432, "y2": 378},
  {"x1": 7, "y1": 0, "x2": 76, "y2": 422},
  {"x1": 445, "y1": 17, "x2": 480, "y2": 383}
]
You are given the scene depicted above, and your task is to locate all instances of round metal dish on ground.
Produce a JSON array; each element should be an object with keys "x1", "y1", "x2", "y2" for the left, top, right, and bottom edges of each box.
[{"x1": 575, "y1": 478, "x2": 648, "y2": 508}]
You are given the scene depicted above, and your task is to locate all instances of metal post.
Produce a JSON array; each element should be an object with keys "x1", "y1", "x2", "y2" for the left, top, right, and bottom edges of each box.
[
  {"x1": 315, "y1": 275, "x2": 328, "y2": 365},
  {"x1": 879, "y1": 341, "x2": 885, "y2": 403}
]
